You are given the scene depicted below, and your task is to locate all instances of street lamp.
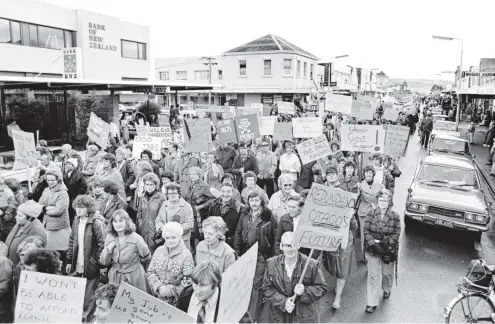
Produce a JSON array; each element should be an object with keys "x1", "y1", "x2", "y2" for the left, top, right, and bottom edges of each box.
[{"x1": 433, "y1": 34, "x2": 464, "y2": 123}]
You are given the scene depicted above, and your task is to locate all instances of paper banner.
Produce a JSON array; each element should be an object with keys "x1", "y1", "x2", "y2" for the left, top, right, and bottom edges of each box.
[
  {"x1": 383, "y1": 124, "x2": 410, "y2": 157},
  {"x1": 87, "y1": 112, "x2": 109, "y2": 149},
  {"x1": 259, "y1": 116, "x2": 277, "y2": 136},
  {"x1": 132, "y1": 135, "x2": 162, "y2": 159},
  {"x1": 325, "y1": 94, "x2": 352, "y2": 115},
  {"x1": 273, "y1": 122, "x2": 292, "y2": 141},
  {"x1": 183, "y1": 119, "x2": 213, "y2": 152},
  {"x1": 12, "y1": 129, "x2": 37, "y2": 170},
  {"x1": 215, "y1": 119, "x2": 238, "y2": 145}
]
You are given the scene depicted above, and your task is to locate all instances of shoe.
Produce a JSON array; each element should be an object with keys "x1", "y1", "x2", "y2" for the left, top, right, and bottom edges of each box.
[
  {"x1": 383, "y1": 291, "x2": 391, "y2": 299},
  {"x1": 333, "y1": 300, "x2": 341, "y2": 310},
  {"x1": 365, "y1": 306, "x2": 377, "y2": 313}
]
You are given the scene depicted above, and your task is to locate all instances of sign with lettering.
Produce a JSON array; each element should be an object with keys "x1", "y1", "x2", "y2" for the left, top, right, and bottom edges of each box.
[
  {"x1": 340, "y1": 124, "x2": 385, "y2": 153},
  {"x1": 383, "y1": 108, "x2": 399, "y2": 121},
  {"x1": 292, "y1": 117, "x2": 323, "y2": 138},
  {"x1": 109, "y1": 282, "x2": 194, "y2": 324},
  {"x1": 351, "y1": 97, "x2": 374, "y2": 120},
  {"x1": 238, "y1": 107, "x2": 262, "y2": 117},
  {"x1": 11, "y1": 130, "x2": 37, "y2": 170},
  {"x1": 15, "y1": 271, "x2": 86, "y2": 323},
  {"x1": 132, "y1": 136, "x2": 162, "y2": 159},
  {"x1": 325, "y1": 94, "x2": 352, "y2": 114},
  {"x1": 277, "y1": 101, "x2": 295, "y2": 115},
  {"x1": 296, "y1": 135, "x2": 332, "y2": 165},
  {"x1": 251, "y1": 103, "x2": 263, "y2": 110},
  {"x1": 136, "y1": 126, "x2": 173, "y2": 147},
  {"x1": 217, "y1": 243, "x2": 258, "y2": 323},
  {"x1": 62, "y1": 47, "x2": 83, "y2": 79},
  {"x1": 183, "y1": 119, "x2": 212, "y2": 152},
  {"x1": 87, "y1": 22, "x2": 117, "y2": 51},
  {"x1": 294, "y1": 184, "x2": 357, "y2": 251},
  {"x1": 273, "y1": 122, "x2": 293, "y2": 141},
  {"x1": 383, "y1": 124, "x2": 410, "y2": 157},
  {"x1": 234, "y1": 114, "x2": 260, "y2": 142},
  {"x1": 87, "y1": 112, "x2": 109, "y2": 149},
  {"x1": 215, "y1": 119, "x2": 237, "y2": 145},
  {"x1": 259, "y1": 116, "x2": 277, "y2": 136}
]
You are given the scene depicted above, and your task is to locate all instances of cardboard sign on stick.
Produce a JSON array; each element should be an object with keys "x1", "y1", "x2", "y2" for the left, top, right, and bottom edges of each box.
[
  {"x1": 340, "y1": 124, "x2": 385, "y2": 153},
  {"x1": 325, "y1": 94, "x2": 352, "y2": 114},
  {"x1": 273, "y1": 122, "x2": 292, "y2": 141},
  {"x1": 11, "y1": 129, "x2": 37, "y2": 170},
  {"x1": 292, "y1": 117, "x2": 323, "y2": 138},
  {"x1": 296, "y1": 135, "x2": 332, "y2": 165},
  {"x1": 383, "y1": 124, "x2": 410, "y2": 157},
  {"x1": 183, "y1": 119, "x2": 213, "y2": 152},
  {"x1": 87, "y1": 112, "x2": 110, "y2": 149},
  {"x1": 215, "y1": 119, "x2": 238, "y2": 144},
  {"x1": 234, "y1": 114, "x2": 260, "y2": 142}
]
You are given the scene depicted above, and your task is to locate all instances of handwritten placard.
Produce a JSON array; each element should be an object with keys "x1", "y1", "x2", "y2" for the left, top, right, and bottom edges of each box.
[
  {"x1": 340, "y1": 124, "x2": 385, "y2": 153},
  {"x1": 132, "y1": 136, "x2": 162, "y2": 159},
  {"x1": 183, "y1": 119, "x2": 213, "y2": 152},
  {"x1": 296, "y1": 135, "x2": 332, "y2": 165},
  {"x1": 292, "y1": 117, "x2": 323, "y2": 138},
  {"x1": 294, "y1": 184, "x2": 357, "y2": 251},
  {"x1": 259, "y1": 116, "x2": 277, "y2": 136},
  {"x1": 109, "y1": 282, "x2": 194, "y2": 324},
  {"x1": 234, "y1": 114, "x2": 260, "y2": 142},
  {"x1": 15, "y1": 271, "x2": 86, "y2": 323},
  {"x1": 273, "y1": 122, "x2": 293, "y2": 141},
  {"x1": 87, "y1": 112, "x2": 109, "y2": 149},
  {"x1": 12, "y1": 130, "x2": 37, "y2": 170},
  {"x1": 215, "y1": 119, "x2": 238, "y2": 145},
  {"x1": 351, "y1": 97, "x2": 374, "y2": 120},
  {"x1": 383, "y1": 124, "x2": 410, "y2": 157},
  {"x1": 136, "y1": 126, "x2": 174, "y2": 148},
  {"x1": 263, "y1": 106, "x2": 271, "y2": 116},
  {"x1": 251, "y1": 103, "x2": 263, "y2": 110},
  {"x1": 217, "y1": 243, "x2": 258, "y2": 323},
  {"x1": 277, "y1": 101, "x2": 295, "y2": 115},
  {"x1": 325, "y1": 94, "x2": 352, "y2": 115}
]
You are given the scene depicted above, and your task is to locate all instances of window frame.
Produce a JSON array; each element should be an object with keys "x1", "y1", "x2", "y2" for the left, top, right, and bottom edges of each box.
[
  {"x1": 263, "y1": 59, "x2": 272, "y2": 76},
  {"x1": 159, "y1": 71, "x2": 169, "y2": 80},
  {"x1": 121, "y1": 39, "x2": 147, "y2": 60},
  {"x1": 177, "y1": 71, "x2": 188, "y2": 81},
  {"x1": 218, "y1": 70, "x2": 223, "y2": 80},
  {"x1": 194, "y1": 70, "x2": 210, "y2": 80},
  {"x1": 239, "y1": 60, "x2": 247, "y2": 76},
  {"x1": 303, "y1": 62, "x2": 307, "y2": 79},
  {"x1": 297, "y1": 60, "x2": 301, "y2": 78},
  {"x1": 310, "y1": 63, "x2": 314, "y2": 80},
  {"x1": 283, "y1": 58, "x2": 293, "y2": 76}
]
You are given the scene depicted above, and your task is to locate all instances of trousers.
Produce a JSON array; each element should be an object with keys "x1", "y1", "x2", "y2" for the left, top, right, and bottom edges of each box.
[{"x1": 366, "y1": 253, "x2": 394, "y2": 307}]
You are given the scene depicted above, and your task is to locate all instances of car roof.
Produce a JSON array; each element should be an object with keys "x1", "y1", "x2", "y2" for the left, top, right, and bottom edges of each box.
[
  {"x1": 433, "y1": 133, "x2": 467, "y2": 142},
  {"x1": 423, "y1": 155, "x2": 475, "y2": 170}
]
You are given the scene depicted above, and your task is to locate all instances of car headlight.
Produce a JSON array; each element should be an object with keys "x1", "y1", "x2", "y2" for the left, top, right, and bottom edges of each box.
[
  {"x1": 408, "y1": 202, "x2": 428, "y2": 213},
  {"x1": 465, "y1": 213, "x2": 487, "y2": 224}
]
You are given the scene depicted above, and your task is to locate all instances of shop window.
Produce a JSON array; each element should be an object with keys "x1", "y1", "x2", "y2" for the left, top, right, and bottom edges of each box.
[
  {"x1": 121, "y1": 40, "x2": 147, "y2": 60},
  {"x1": 239, "y1": 60, "x2": 247, "y2": 76},
  {"x1": 218, "y1": 70, "x2": 223, "y2": 80},
  {"x1": 237, "y1": 94, "x2": 245, "y2": 107},
  {"x1": 194, "y1": 70, "x2": 210, "y2": 80},
  {"x1": 38, "y1": 26, "x2": 64, "y2": 49},
  {"x1": 21, "y1": 23, "x2": 29, "y2": 46},
  {"x1": 264, "y1": 60, "x2": 271, "y2": 76},
  {"x1": 29, "y1": 24, "x2": 38, "y2": 46},
  {"x1": 177, "y1": 71, "x2": 187, "y2": 80}
]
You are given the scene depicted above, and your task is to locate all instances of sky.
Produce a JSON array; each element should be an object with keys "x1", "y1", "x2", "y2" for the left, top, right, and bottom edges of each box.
[{"x1": 39, "y1": 0, "x2": 495, "y2": 81}]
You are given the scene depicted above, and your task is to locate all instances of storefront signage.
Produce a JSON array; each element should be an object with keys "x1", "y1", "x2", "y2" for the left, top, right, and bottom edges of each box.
[
  {"x1": 62, "y1": 48, "x2": 83, "y2": 79},
  {"x1": 88, "y1": 22, "x2": 117, "y2": 51}
]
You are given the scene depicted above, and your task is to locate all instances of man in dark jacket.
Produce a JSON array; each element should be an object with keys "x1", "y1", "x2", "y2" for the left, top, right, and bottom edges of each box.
[
  {"x1": 263, "y1": 231, "x2": 327, "y2": 323},
  {"x1": 216, "y1": 143, "x2": 236, "y2": 171},
  {"x1": 63, "y1": 158, "x2": 88, "y2": 226},
  {"x1": 227, "y1": 142, "x2": 259, "y2": 192},
  {"x1": 420, "y1": 113, "x2": 433, "y2": 149},
  {"x1": 234, "y1": 191, "x2": 277, "y2": 322},
  {"x1": 208, "y1": 183, "x2": 243, "y2": 248}
]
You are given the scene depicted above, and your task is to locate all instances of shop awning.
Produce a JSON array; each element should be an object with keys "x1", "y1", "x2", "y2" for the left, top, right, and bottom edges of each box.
[{"x1": 0, "y1": 76, "x2": 221, "y2": 92}]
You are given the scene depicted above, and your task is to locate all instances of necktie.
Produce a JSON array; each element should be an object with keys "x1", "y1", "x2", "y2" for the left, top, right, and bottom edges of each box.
[{"x1": 197, "y1": 301, "x2": 207, "y2": 324}]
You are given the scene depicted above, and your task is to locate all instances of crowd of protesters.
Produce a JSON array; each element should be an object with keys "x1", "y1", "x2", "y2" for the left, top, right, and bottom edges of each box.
[{"x1": 0, "y1": 96, "x2": 415, "y2": 323}]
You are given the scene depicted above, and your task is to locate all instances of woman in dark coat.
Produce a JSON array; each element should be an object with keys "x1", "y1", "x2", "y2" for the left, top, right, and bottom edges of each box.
[{"x1": 100, "y1": 180, "x2": 128, "y2": 223}]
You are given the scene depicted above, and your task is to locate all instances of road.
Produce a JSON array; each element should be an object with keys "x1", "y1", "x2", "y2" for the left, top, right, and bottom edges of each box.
[{"x1": 313, "y1": 130, "x2": 495, "y2": 322}]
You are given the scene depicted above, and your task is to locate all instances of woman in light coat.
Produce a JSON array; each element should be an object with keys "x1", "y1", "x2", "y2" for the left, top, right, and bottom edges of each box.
[
  {"x1": 38, "y1": 166, "x2": 71, "y2": 269},
  {"x1": 100, "y1": 209, "x2": 151, "y2": 293},
  {"x1": 279, "y1": 141, "x2": 301, "y2": 185},
  {"x1": 357, "y1": 165, "x2": 385, "y2": 262},
  {"x1": 148, "y1": 222, "x2": 194, "y2": 305},
  {"x1": 195, "y1": 216, "x2": 236, "y2": 272},
  {"x1": 202, "y1": 152, "x2": 224, "y2": 191},
  {"x1": 82, "y1": 144, "x2": 100, "y2": 178},
  {"x1": 136, "y1": 173, "x2": 166, "y2": 255}
]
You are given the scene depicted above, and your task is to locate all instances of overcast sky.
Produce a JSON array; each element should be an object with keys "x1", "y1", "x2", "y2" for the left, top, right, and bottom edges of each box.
[{"x1": 40, "y1": 0, "x2": 495, "y2": 81}]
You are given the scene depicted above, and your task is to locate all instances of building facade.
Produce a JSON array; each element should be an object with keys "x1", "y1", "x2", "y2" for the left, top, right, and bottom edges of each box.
[
  {"x1": 155, "y1": 34, "x2": 323, "y2": 107},
  {"x1": 0, "y1": 0, "x2": 151, "y2": 81}
]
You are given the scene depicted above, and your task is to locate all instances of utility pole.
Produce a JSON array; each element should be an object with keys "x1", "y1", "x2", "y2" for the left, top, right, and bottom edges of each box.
[{"x1": 201, "y1": 57, "x2": 218, "y2": 105}]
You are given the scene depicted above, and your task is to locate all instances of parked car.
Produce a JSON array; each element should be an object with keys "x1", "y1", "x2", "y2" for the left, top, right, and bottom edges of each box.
[
  {"x1": 429, "y1": 133, "x2": 472, "y2": 160},
  {"x1": 0, "y1": 146, "x2": 63, "y2": 188},
  {"x1": 432, "y1": 114, "x2": 449, "y2": 122},
  {"x1": 405, "y1": 155, "x2": 491, "y2": 246}
]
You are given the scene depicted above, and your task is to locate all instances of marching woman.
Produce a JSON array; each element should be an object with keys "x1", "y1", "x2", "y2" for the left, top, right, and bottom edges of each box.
[
  {"x1": 321, "y1": 167, "x2": 359, "y2": 309},
  {"x1": 363, "y1": 189, "x2": 400, "y2": 313}
]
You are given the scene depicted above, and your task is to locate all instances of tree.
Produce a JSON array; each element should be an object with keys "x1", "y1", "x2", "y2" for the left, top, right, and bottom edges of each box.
[
  {"x1": 431, "y1": 84, "x2": 445, "y2": 93},
  {"x1": 136, "y1": 101, "x2": 162, "y2": 122}
]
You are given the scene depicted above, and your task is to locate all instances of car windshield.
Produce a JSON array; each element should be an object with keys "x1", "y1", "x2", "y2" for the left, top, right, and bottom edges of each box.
[
  {"x1": 432, "y1": 139, "x2": 470, "y2": 155},
  {"x1": 433, "y1": 116, "x2": 447, "y2": 122},
  {"x1": 417, "y1": 164, "x2": 478, "y2": 189},
  {"x1": 434, "y1": 121, "x2": 457, "y2": 131},
  {"x1": 0, "y1": 154, "x2": 15, "y2": 171}
]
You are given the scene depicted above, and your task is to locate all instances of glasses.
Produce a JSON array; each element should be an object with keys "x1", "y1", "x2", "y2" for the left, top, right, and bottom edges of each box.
[
  {"x1": 281, "y1": 244, "x2": 294, "y2": 249},
  {"x1": 282, "y1": 184, "x2": 292, "y2": 187}
]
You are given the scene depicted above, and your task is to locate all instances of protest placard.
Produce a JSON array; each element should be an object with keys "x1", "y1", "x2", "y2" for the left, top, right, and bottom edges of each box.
[
  {"x1": 294, "y1": 184, "x2": 357, "y2": 251},
  {"x1": 215, "y1": 119, "x2": 238, "y2": 145},
  {"x1": 296, "y1": 135, "x2": 332, "y2": 165},
  {"x1": 136, "y1": 126, "x2": 174, "y2": 148},
  {"x1": 238, "y1": 107, "x2": 261, "y2": 117},
  {"x1": 292, "y1": 117, "x2": 323, "y2": 138},
  {"x1": 325, "y1": 94, "x2": 352, "y2": 115},
  {"x1": 351, "y1": 97, "x2": 374, "y2": 120},
  {"x1": 11, "y1": 129, "x2": 37, "y2": 170},
  {"x1": 132, "y1": 135, "x2": 162, "y2": 159},
  {"x1": 87, "y1": 112, "x2": 110, "y2": 149},
  {"x1": 217, "y1": 243, "x2": 258, "y2": 323},
  {"x1": 183, "y1": 119, "x2": 213, "y2": 152},
  {"x1": 15, "y1": 271, "x2": 86, "y2": 323},
  {"x1": 251, "y1": 103, "x2": 263, "y2": 110},
  {"x1": 108, "y1": 282, "x2": 194, "y2": 324},
  {"x1": 234, "y1": 114, "x2": 260, "y2": 142},
  {"x1": 277, "y1": 101, "x2": 295, "y2": 114},
  {"x1": 273, "y1": 122, "x2": 292, "y2": 141},
  {"x1": 259, "y1": 116, "x2": 277, "y2": 136},
  {"x1": 263, "y1": 106, "x2": 271, "y2": 116},
  {"x1": 383, "y1": 108, "x2": 399, "y2": 121},
  {"x1": 383, "y1": 124, "x2": 410, "y2": 156},
  {"x1": 340, "y1": 124, "x2": 385, "y2": 153}
]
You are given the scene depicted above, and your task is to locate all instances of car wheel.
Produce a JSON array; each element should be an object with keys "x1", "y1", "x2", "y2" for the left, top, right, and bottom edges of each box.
[{"x1": 404, "y1": 216, "x2": 415, "y2": 229}]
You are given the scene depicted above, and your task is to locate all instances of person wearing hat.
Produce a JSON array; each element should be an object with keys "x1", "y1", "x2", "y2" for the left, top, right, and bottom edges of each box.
[
  {"x1": 63, "y1": 157, "x2": 88, "y2": 226},
  {"x1": 256, "y1": 140, "x2": 277, "y2": 198},
  {"x1": 5, "y1": 200, "x2": 47, "y2": 267}
]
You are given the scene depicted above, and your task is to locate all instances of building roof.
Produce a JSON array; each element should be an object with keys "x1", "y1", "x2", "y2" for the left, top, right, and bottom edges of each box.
[{"x1": 223, "y1": 34, "x2": 319, "y2": 60}]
